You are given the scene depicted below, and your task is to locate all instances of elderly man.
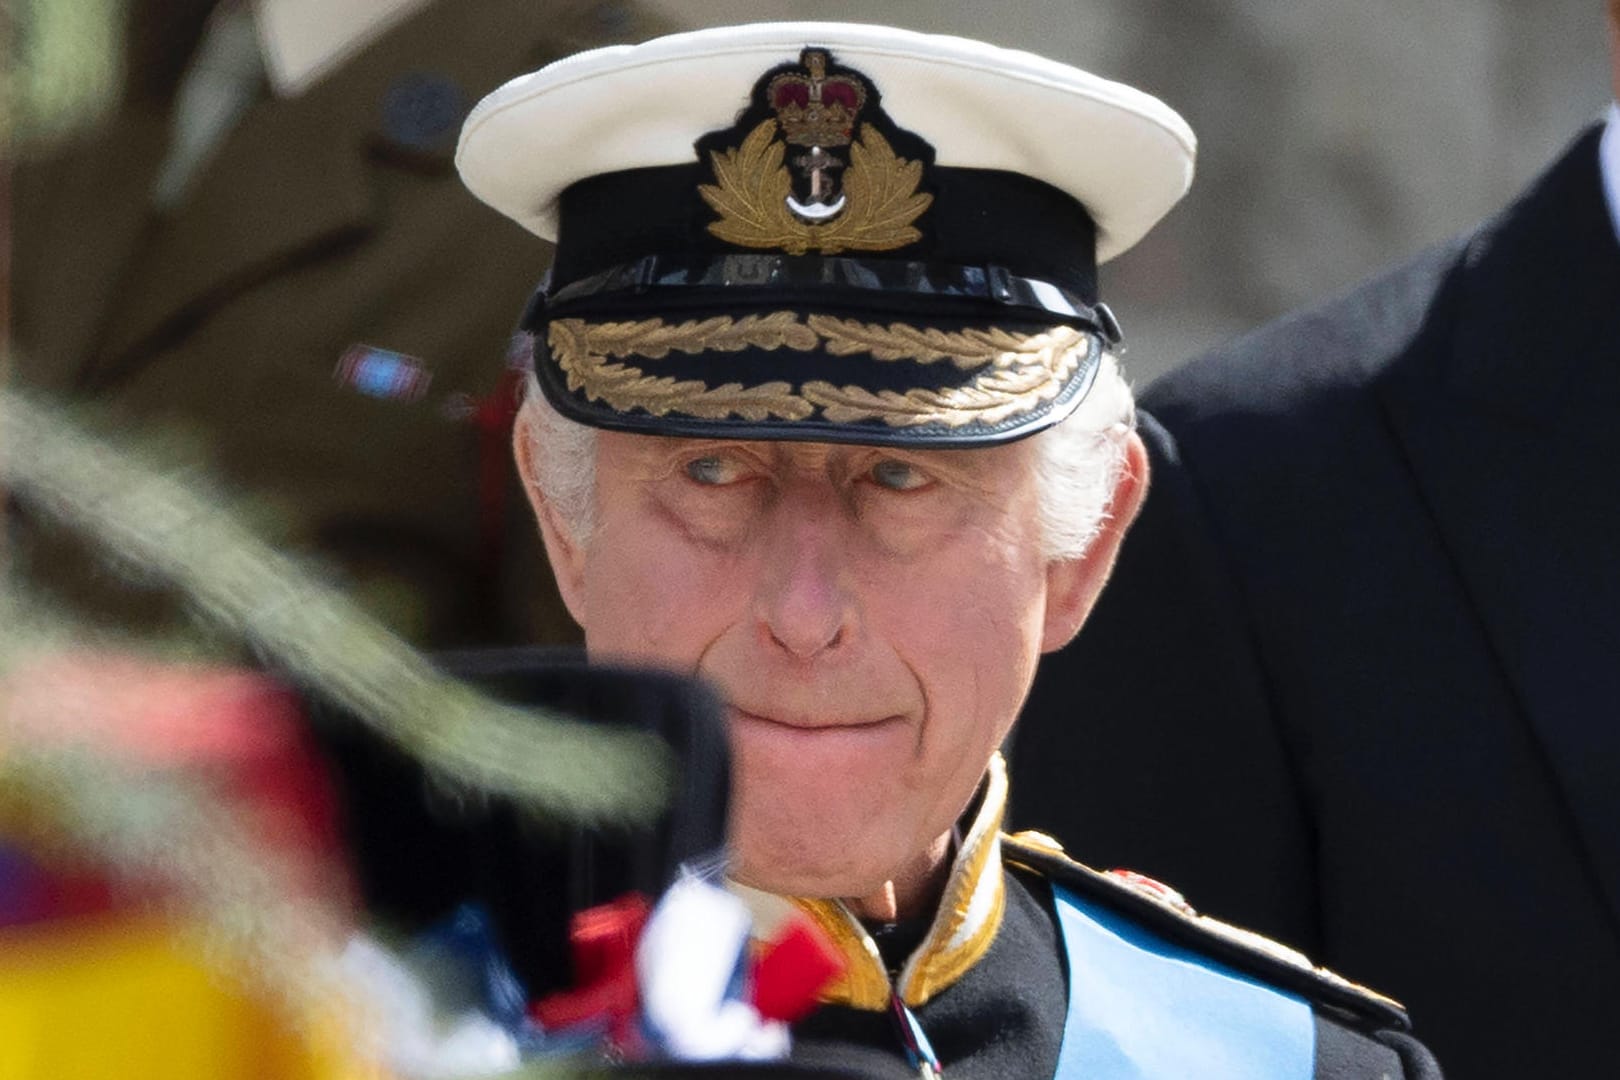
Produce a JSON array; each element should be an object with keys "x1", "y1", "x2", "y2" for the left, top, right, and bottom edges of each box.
[{"x1": 457, "y1": 23, "x2": 1439, "y2": 1079}]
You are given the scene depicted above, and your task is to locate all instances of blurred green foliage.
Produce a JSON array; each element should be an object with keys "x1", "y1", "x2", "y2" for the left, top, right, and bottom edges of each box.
[
  {"x1": 0, "y1": 385, "x2": 675, "y2": 824},
  {"x1": 4, "y1": 0, "x2": 127, "y2": 149},
  {"x1": 0, "y1": 383, "x2": 677, "y2": 1054},
  {"x1": 0, "y1": 7, "x2": 676, "y2": 1067}
]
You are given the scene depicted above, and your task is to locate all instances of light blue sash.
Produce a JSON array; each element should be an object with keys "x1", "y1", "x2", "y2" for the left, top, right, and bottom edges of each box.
[{"x1": 1051, "y1": 884, "x2": 1315, "y2": 1079}]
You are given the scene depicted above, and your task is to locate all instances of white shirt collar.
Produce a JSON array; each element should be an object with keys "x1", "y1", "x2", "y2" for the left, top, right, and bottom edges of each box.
[
  {"x1": 254, "y1": 0, "x2": 435, "y2": 97},
  {"x1": 1601, "y1": 103, "x2": 1620, "y2": 245}
]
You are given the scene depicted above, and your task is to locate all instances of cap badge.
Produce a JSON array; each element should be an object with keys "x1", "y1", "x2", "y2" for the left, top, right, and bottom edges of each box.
[
  {"x1": 767, "y1": 49, "x2": 865, "y2": 221},
  {"x1": 698, "y1": 49, "x2": 932, "y2": 254}
]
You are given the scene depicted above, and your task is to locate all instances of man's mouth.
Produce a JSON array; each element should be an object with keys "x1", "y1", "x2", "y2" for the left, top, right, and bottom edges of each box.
[{"x1": 728, "y1": 706, "x2": 904, "y2": 733}]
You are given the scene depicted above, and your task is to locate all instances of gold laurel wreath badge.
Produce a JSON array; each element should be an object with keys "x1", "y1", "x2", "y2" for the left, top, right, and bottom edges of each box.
[{"x1": 699, "y1": 119, "x2": 933, "y2": 254}]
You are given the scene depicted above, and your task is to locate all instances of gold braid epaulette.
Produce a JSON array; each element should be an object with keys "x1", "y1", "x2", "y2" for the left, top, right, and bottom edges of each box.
[
  {"x1": 546, "y1": 313, "x2": 1093, "y2": 428},
  {"x1": 1001, "y1": 830, "x2": 1413, "y2": 1029}
]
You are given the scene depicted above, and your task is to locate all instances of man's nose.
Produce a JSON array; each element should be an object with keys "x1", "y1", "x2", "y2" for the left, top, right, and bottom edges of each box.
[{"x1": 754, "y1": 501, "x2": 856, "y2": 660}]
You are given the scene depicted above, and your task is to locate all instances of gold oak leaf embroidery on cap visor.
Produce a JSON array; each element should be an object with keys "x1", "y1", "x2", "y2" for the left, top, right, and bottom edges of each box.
[{"x1": 546, "y1": 313, "x2": 1095, "y2": 427}]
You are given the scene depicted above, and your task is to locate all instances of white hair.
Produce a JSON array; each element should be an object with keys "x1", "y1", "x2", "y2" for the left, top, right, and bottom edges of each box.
[{"x1": 517, "y1": 350, "x2": 1135, "y2": 562}]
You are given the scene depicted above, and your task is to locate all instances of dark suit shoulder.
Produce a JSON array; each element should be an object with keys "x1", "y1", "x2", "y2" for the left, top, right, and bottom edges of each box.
[
  {"x1": 1147, "y1": 122, "x2": 1607, "y2": 438},
  {"x1": 1002, "y1": 831, "x2": 1412, "y2": 1033},
  {"x1": 1314, "y1": 1019, "x2": 1444, "y2": 1080},
  {"x1": 1144, "y1": 234, "x2": 1468, "y2": 430}
]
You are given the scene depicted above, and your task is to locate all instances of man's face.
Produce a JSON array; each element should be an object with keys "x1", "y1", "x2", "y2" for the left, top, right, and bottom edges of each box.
[{"x1": 552, "y1": 433, "x2": 1071, "y2": 901}]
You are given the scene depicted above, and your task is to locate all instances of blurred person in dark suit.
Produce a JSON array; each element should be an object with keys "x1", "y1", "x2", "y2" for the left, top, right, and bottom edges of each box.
[
  {"x1": 9, "y1": 0, "x2": 671, "y2": 646},
  {"x1": 1012, "y1": 5, "x2": 1620, "y2": 1078}
]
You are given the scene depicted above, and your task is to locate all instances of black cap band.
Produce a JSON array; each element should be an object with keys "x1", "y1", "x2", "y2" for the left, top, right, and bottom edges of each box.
[
  {"x1": 550, "y1": 164, "x2": 1101, "y2": 305},
  {"x1": 537, "y1": 253, "x2": 1122, "y2": 346}
]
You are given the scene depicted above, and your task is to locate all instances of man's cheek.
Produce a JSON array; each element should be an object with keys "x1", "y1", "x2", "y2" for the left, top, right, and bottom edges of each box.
[{"x1": 590, "y1": 546, "x2": 744, "y2": 658}]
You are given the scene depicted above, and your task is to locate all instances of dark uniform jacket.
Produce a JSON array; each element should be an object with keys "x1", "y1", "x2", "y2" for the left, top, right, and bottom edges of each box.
[
  {"x1": 730, "y1": 759, "x2": 1439, "y2": 1079},
  {"x1": 11, "y1": 0, "x2": 669, "y2": 646},
  {"x1": 782, "y1": 838, "x2": 1441, "y2": 1079},
  {"x1": 324, "y1": 689, "x2": 1439, "y2": 1080},
  {"x1": 1011, "y1": 124, "x2": 1620, "y2": 1079}
]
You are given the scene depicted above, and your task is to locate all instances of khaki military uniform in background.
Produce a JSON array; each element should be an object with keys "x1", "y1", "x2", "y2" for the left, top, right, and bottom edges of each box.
[{"x1": 11, "y1": 0, "x2": 672, "y2": 646}]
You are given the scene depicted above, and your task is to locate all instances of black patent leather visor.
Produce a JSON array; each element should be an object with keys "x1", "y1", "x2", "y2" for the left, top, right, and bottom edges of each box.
[{"x1": 525, "y1": 279, "x2": 1107, "y2": 448}]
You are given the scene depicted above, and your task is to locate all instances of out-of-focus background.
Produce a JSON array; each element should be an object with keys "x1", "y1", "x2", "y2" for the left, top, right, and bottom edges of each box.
[
  {"x1": 6, "y1": 0, "x2": 1613, "y2": 652},
  {"x1": 652, "y1": 0, "x2": 1614, "y2": 381},
  {"x1": 1, "y1": 4, "x2": 1614, "y2": 1075},
  {"x1": 11, "y1": 0, "x2": 1613, "y2": 388}
]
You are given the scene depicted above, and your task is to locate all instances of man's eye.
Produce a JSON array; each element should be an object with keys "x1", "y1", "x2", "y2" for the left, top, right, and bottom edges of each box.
[
  {"x1": 685, "y1": 455, "x2": 747, "y2": 485},
  {"x1": 868, "y1": 459, "x2": 930, "y2": 492}
]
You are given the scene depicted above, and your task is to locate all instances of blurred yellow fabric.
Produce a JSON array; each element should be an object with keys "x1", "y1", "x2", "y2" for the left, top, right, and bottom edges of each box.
[{"x1": 0, "y1": 914, "x2": 376, "y2": 1080}]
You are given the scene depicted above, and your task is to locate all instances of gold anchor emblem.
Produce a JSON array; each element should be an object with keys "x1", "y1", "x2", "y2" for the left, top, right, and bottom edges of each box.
[{"x1": 698, "y1": 50, "x2": 933, "y2": 254}]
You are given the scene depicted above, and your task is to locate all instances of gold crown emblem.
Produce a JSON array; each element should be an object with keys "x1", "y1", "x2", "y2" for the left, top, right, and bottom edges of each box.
[
  {"x1": 766, "y1": 50, "x2": 868, "y2": 147},
  {"x1": 699, "y1": 47, "x2": 931, "y2": 250}
]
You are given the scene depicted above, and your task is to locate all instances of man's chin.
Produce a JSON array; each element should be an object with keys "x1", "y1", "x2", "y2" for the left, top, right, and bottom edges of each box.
[{"x1": 726, "y1": 840, "x2": 891, "y2": 903}]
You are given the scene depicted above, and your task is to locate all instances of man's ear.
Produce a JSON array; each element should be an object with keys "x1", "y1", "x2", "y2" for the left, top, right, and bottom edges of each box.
[
  {"x1": 1040, "y1": 430, "x2": 1149, "y2": 653},
  {"x1": 513, "y1": 413, "x2": 589, "y2": 627}
]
